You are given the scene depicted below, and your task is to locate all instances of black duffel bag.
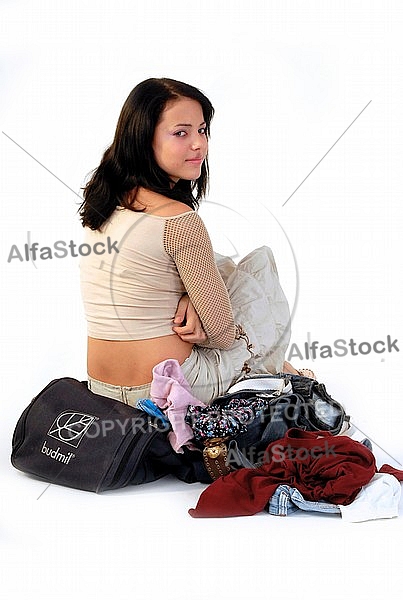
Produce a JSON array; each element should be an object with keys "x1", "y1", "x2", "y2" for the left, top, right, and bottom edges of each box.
[{"x1": 11, "y1": 377, "x2": 209, "y2": 492}]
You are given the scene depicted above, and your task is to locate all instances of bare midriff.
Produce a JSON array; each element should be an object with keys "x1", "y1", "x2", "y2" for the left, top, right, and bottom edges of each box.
[{"x1": 87, "y1": 335, "x2": 194, "y2": 386}]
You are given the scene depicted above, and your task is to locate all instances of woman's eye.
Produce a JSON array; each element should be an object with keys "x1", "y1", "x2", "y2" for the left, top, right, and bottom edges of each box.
[{"x1": 173, "y1": 128, "x2": 207, "y2": 137}]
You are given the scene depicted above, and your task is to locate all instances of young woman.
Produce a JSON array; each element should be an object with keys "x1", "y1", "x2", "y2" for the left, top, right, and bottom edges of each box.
[{"x1": 79, "y1": 78, "x2": 305, "y2": 405}]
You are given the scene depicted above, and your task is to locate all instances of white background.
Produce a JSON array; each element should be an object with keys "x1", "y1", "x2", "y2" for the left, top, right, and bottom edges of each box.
[{"x1": 1, "y1": 1, "x2": 402, "y2": 598}]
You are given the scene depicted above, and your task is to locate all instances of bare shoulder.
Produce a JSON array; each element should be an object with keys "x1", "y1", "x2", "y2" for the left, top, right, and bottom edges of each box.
[
  {"x1": 155, "y1": 201, "x2": 193, "y2": 217},
  {"x1": 135, "y1": 188, "x2": 193, "y2": 217}
]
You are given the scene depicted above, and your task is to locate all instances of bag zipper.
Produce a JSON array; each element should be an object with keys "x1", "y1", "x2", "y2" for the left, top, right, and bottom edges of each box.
[{"x1": 98, "y1": 420, "x2": 162, "y2": 491}]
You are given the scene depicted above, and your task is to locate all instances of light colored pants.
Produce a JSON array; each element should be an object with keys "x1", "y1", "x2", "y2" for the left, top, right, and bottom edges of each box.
[
  {"x1": 87, "y1": 345, "x2": 243, "y2": 406},
  {"x1": 87, "y1": 377, "x2": 152, "y2": 406},
  {"x1": 88, "y1": 246, "x2": 291, "y2": 406}
]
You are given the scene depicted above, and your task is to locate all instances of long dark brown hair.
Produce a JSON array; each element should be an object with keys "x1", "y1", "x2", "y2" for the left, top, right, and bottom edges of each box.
[{"x1": 79, "y1": 78, "x2": 214, "y2": 230}]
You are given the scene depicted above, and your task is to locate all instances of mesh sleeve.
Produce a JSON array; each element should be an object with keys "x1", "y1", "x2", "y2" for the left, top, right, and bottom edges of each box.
[{"x1": 164, "y1": 212, "x2": 236, "y2": 350}]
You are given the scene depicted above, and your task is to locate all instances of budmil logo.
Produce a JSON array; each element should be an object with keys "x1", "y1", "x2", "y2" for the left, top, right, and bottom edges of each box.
[{"x1": 47, "y1": 411, "x2": 97, "y2": 448}]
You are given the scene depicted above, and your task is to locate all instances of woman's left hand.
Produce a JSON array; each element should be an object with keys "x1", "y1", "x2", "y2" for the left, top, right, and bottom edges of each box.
[{"x1": 172, "y1": 294, "x2": 207, "y2": 344}]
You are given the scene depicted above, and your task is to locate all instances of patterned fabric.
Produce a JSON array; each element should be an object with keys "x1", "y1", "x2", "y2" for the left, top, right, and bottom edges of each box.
[
  {"x1": 164, "y1": 212, "x2": 236, "y2": 349},
  {"x1": 185, "y1": 396, "x2": 269, "y2": 441}
]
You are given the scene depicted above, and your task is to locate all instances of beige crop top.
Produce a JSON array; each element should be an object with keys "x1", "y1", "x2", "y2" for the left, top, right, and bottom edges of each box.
[{"x1": 79, "y1": 207, "x2": 236, "y2": 349}]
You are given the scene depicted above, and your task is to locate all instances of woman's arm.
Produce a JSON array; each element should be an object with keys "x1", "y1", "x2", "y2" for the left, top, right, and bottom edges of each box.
[
  {"x1": 164, "y1": 212, "x2": 236, "y2": 350},
  {"x1": 172, "y1": 293, "x2": 208, "y2": 344}
]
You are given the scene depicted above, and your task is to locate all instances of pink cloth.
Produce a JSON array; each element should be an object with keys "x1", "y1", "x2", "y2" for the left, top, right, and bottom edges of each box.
[{"x1": 151, "y1": 359, "x2": 205, "y2": 453}]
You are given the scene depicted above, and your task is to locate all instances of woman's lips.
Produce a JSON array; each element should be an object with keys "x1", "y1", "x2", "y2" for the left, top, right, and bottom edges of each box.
[{"x1": 186, "y1": 158, "x2": 204, "y2": 164}]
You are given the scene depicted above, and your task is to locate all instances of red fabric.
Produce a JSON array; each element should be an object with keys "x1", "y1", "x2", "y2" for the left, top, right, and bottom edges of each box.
[
  {"x1": 189, "y1": 429, "x2": 377, "y2": 518},
  {"x1": 379, "y1": 463, "x2": 403, "y2": 481}
]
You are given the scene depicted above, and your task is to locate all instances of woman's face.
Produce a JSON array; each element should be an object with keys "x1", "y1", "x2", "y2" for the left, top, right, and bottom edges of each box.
[{"x1": 152, "y1": 97, "x2": 208, "y2": 183}]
